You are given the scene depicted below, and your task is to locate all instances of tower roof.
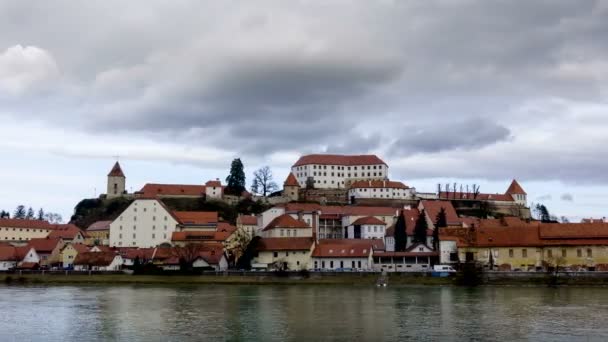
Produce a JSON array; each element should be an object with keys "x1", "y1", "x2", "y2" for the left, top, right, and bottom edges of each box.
[
  {"x1": 108, "y1": 162, "x2": 125, "y2": 177},
  {"x1": 505, "y1": 179, "x2": 526, "y2": 195},
  {"x1": 284, "y1": 173, "x2": 299, "y2": 187}
]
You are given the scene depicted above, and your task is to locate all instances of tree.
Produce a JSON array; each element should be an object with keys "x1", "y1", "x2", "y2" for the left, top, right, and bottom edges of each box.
[
  {"x1": 236, "y1": 236, "x2": 261, "y2": 270},
  {"x1": 13, "y1": 205, "x2": 26, "y2": 219},
  {"x1": 44, "y1": 212, "x2": 63, "y2": 224},
  {"x1": 394, "y1": 211, "x2": 407, "y2": 252},
  {"x1": 535, "y1": 204, "x2": 551, "y2": 222},
  {"x1": 226, "y1": 228, "x2": 253, "y2": 265},
  {"x1": 250, "y1": 166, "x2": 278, "y2": 197},
  {"x1": 305, "y1": 177, "x2": 315, "y2": 190},
  {"x1": 225, "y1": 158, "x2": 246, "y2": 195},
  {"x1": 26, "y1": 207, "x2": 35, "y2": 219},
  {"x1": 171, "y1": 244, "x2": 203, "y2": 272},
  {"x1": 432, "y1": 207, "x2": 447, "y2": 251},
  {"x1": 37, "y1": 208, "x2": 45, "y2": 221},
  {"x1": 0, "y1": 210, "x2": 9, "y2": 219},
  {"x1": 413, "y1": 209, "x2": 429, "y2": 244}
]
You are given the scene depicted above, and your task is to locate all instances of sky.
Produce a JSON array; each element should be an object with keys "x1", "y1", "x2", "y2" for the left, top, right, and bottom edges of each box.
[{"x1": 1, "y1": 1, "x2": 607, "y2": 222}]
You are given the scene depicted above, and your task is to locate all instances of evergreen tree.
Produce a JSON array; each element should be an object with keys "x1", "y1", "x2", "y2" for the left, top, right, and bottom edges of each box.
[
  {"x1": 26, "y1": 207, "x2": 35, "y2": 219},
  {"x1": 13, "y1": 205, "x2": 26, "y2": 219},
  {"x1": 535, "y1": 204, "x2": 551, "y2": 222},
  {"x1": 0, "y1": 210, "x2": 9, "y2": 219},
  {"x1": 413, "y1": 209, "x2": 429, "y2": 244},
  {"x1": 394, "y1": 210, "x2": 407, "y2": 252},
  {"x1": 37, "y1": 208, "x2": 45, "y2": 220},
  {"x1": 225, "y1": 158, "x2": 246, "y2": 195},
  {"x1": 432, "y1": 207, "x2": 447, "y2": 250}
]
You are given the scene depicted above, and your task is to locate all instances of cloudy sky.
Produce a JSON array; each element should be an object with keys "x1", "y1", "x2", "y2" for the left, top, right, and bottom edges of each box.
[{"x1": 1, "y1": 1, "x2": 607, "y2": 222}]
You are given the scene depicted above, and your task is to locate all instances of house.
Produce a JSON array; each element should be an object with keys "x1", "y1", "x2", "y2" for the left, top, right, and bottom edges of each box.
[
  {"x1": 252, "y1": 237, "x2": 315, "y2": 270},
  {"x1": 348, "y1": 180, "x2": 415, "y2": 203},
  {"x1": 86, "y1": 220, "x2": 111, "y2": 245},
  {"x1": 440, "y1": 219, "x2": 608, "y2": 271},
  {"x1": 0, "y1": 218, "x2": 55, "y2": 243},
  {"x1": 109, "y1": 198, "x2": 180, "y2": 248},
  {"x1": 192, "y1": 247, "x2": 229, "y2": 271},
  {"x1": 73, "y1": 251, "x2": 123, "y2": 271},
  {"x1": 346, "y1": 216, "x2": 387, "y2": 240},
  {"x1": 60, "y1": 243, "x2": 90, "y2": 269},
  {"x1": 48, "y1": 224, "x2": 86, "y2": 243},
  {"x1": 312, "y1": 240, "x2": 380, "y2": 271},
  {"x1": 261, "y1": 214, "x2": 312, "y2": 238},
  {"x1": 173, "y1": 211, "x2": 218, "y2": 231},
  {"x1": 385, "y1": 209, "x2": 433, "y2": 251},
  {"x1": 236, "y1": 214, "x2": 258, "y2": 237},
  {"x1": 0, "y1": 246, "x2": 40, "y2": 271},
  {"x1": 373, "y1": 244, "x2": 438, "y2": 272},
  {"x1": 291, "y1": 154, "x2": 388, "y2": 189},
  {"x1": 118, "y1": 247, "x2": 156, "y2": 267},
  {"x1": 27, "y1": 237, "x2": 64, "y2": 268},
  {"x1": 205, "y1": 179, "x2": 224, "y2": 200}
]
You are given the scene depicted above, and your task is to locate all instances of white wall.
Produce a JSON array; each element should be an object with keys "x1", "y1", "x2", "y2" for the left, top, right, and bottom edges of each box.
[
  {"x1": 439, "y1": 240, "x2": 458, "y2": 264},
  {"x1": 109, "y1": 199, "x2": 179, "y2": 248},
  {"x1": 262, "y1": 227, "x2": 313, "y2": 238},
  {"x1": 312, "y1": 257, "x2": 371, "y2": 270},
  {"x1": 291, "y1": 163, "x2": 388, "y2": 189},
  {"x1": 348, "y1": 186, "x2": 415, "y2": 201}
]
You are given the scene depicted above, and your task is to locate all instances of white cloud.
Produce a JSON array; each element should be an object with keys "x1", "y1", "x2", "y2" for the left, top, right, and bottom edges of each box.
[{"x1": 0, "y1": 45, "x2": 59, "y2": 96}]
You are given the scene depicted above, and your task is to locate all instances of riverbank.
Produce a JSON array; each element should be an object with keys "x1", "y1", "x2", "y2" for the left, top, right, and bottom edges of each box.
[{"x1": 3, "y1": 272, "x2": 608, "y2": 286}]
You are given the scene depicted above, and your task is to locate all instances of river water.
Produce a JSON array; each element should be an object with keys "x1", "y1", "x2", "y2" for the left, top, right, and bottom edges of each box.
[{"x1": 1, "y1": 285, "x2": 607, "y2": 341}]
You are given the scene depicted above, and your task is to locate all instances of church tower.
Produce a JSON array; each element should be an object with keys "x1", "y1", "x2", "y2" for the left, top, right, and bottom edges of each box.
[
  {"x1": 107, "y1": 162, "x2": 126, "y2": 199},
  {"x1": 505, "y1": 179, "x2": 527, "y2": 206},
  {"x1": 283, "y1": 172, "x2": 300, "y2": 202}
]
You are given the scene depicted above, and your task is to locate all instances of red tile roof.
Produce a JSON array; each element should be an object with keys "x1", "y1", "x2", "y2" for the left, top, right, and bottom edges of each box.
[
  {"x1": 505, "y1": 179, "x2": 526, "y2": 195},
  {"x1": 14, "y1": 246, "x2": 33, "y2": 260},
  {"x1": 284, "y1": 173, "x2": 300, "y2": 187},
  {"x1": 263, "y1": 214, "x2": 310, "y2": 231},
  {"x1": 118, "y1": 247, "x2": 155, "y2": 260},
  {"x1": 420, "y1": 200, "x2": 460, "y2": 225},
  {"x1": 87, "y1": 220, "x2": 111, "y2": 231},
  {"x1": 217, "y1": 222, "x2": 237, "y2": 234},
  {"x1": 0, "y1": 246, "x2": 18, "y2": 261},
  {"x1": 312, "y1": 241, "x2": 374, "y2": 258},
  {"x1": 256, "y1": 237, "x2": 314, "y2": 251},
  {"x1": 139, "y1": 183, "x2": 206, "y2": 197},
  {"x1": 539, "y1": 223, "x2": 608, "y2": 239},
  {"x1": 205, "y1": 180, "x2": 222, "y2": 187},
  {"x1": 349, "y1": 180, "x2": 408, "y2": 189},
  {"x1": 108, "y1": 162, "x2": 125, "y2": 177},
  {"x1": 27, "y1": 238, "x2": 62, "y2": 253},
  {"x1": 292, "y1": 154, "x2": 387, "y2": 167},
  {"x1": 67, "y1": 243, "x2": 90, "y2": 254},
  {"x1": 351, "y1": 216, "x2": 387, "y2": 226},
  {"x1": 0, "y1": 218, "x2": 52, "y2": 229},
  {"x1": 74, "y1": 251, "x2": 119, "y2": 266},
  {"x1": 48, "y1": 224, "x2": 83, "y2": 240},
  {"x1": 173, "y1": 211, "x2": 218, "y2": 225},
  {"x1": 385, "y1": 209, "x2": 432, "y2": 237},
  {"x1": 237, "y1": 214, "x2": 258, "y2": 226},
  {"x1": 171, "y1": 228, "x2": 235, "y2": 243}
]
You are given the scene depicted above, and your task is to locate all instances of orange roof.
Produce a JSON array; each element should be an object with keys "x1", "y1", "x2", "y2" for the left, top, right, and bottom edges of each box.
[
  {"x1": 386, "y1": 209, "x2": 432, "y2": 237},
  {"x1": 505, "y1": 179, "x2": 526, "y2": 195},
  {"x1": 171, "y1": 229, "x2": 235, "y2": 242},
  {"x1": 0, "y1": 218, "x2": 52, "y2": 230},
  {"x1": 351, "y1": 216, "x2": 387, "y2": 226},
  {"x1": 139, "y1": 183, "x2": 205, "y2": 197},
  {"x1": 118, "y1": 247, "x2": 155, "y2": 260},
  {"x1": 27, "y1": 237, "x2": 62, "y2": 253},
  {"x1": 284, "y1": 173, "x2": 299, "y2": 187},
  {"x1": 312, "y1": 241, "x2": 375, "y2": 258},
  {"x1": 87, "y1": 220, "x2": 111, "y2": 231},
  {"x1": 14, "y1": 246, "x2": 33, "y2": 260},
  {"x1": 256, "y1": 237, "x2": 314, "y2": 251},
  {"x1": 293, "y1": 154, "x2": 387, "y2": 167},
  {"x1": 205, "y1": 180, "x2": 222, "y2": 187},
  {"x1": 237, "y1": 214, "x2": 257, "y2": 226},
  {"x1": 539, "y1": 223, "x2": 608, "y2": 239},
  {"x1": 0, "y1": 246, "x2": 19, "y2": 261},
  {"x1": 173, "y1": 211, "x2": 218, "y2": 225},
  {"x1": 48, "y1": 224, "x2": 83, "y2": 240},
  {"x1": 217, "y1": 222, "x2": 237, "y2": 234},
  {"x1": 68, "y1": 243, "x2": 90, "y2": 254},
  {"x1": 420, "y1": 200, "x2": 460, "y2": 225},
  {"x1": 263, "y1": 214, "x2": 310, "y2": 231},
  {"x1": 349, "y1": 180, "x2": 408, "y2": 189},
  {"x1": 108, "y1": 162, "x2": 125, "y2": 177},
  {"x1": 74, "y1": 251, "x2": 118, "y2": 266}
]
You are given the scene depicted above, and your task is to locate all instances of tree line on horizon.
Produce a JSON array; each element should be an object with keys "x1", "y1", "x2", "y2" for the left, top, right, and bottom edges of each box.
[{"x1": 0, "y1": 205, "x2": 63, "y2": 223}]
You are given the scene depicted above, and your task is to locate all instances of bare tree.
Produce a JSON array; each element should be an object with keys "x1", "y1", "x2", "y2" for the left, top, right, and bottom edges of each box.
[
  {"x1": 171, "y1": 244, "x2": 204, "y2": 271},
  {"x1": 225, "y1": 228, "x2": 253, "y2": 264},
  {"x1": 251, "y1": 166, "x2": 279, "y2": 197}
]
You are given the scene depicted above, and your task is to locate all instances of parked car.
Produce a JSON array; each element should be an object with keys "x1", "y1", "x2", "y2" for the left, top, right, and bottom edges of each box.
[{"x1": 433, "y1": 265, "x2": 456, "y2": 273}]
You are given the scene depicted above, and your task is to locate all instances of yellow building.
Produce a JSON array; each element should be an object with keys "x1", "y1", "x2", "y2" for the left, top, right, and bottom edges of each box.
[
  {"x1": 0, "y1": 219, "x2": 54, "y2": 243},
  {"x1": 60, "y1": 243, "x2": 91, "y2": 269},
  {"x1": 442, "y1": 219, "x2": 608, "y2": 271},
  {"x1": 252, "y1": 237, "x2": 314, "y2": 270},
  {"x1": 86, "y1": 220, "x2": 111, "y2": 245}
]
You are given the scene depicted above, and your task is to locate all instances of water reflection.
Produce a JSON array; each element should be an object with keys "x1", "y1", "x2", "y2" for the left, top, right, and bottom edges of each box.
[{"x1": 1, "y1": 285, "x2": 608, "y2": 341}]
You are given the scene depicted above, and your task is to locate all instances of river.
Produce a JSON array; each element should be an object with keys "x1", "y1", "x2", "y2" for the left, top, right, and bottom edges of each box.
[{"x1": 1, "y1": 285, "x2": 607, "y2": 341}]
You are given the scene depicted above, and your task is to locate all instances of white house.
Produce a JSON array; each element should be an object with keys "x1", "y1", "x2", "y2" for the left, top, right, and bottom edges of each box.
[
  {"x1": 291, "y1": 154, "x2": 388, "y2": 189},
  {"x1": 205, "y1": 180, "x2": 224, "y2": 200},
  {"x1": 373, "y1": 243, "x2": 438, "y2": 272},
  {"x1": 311, "y1": 240, "x2": 376, "y2": 271},
  {"x1": 252, "y1": 237, "x2": 315, "y2": 270},
  {"x1": 346, "y1": 216, "x2": 387, "y2": 239},
  {"x1": 109, "y1": 198, "x2": 179, "y2": 248},
  {"x1": 0, "y1": 246, "x2": 40, "y2": 270},
  {"x1": 348, "y1": 180, "x2": 415, "y2": 203},
  {"x1": 73, "y1": 252, "x2": 123, "y2": 271}
]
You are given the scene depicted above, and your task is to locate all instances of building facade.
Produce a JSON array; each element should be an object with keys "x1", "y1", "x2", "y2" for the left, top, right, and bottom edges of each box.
[
  {"x1": 291, "y1": 154, "x2": 388, "y2": 189},
  {"x1": 348, "y1": 180, "x2": 415, "y2": 203}
]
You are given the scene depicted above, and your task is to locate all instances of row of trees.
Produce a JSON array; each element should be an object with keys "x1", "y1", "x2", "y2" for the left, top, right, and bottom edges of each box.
[
  {"x1": 224, "y1": 158, "x2": 279, "y2": 197},
  {"x1": 393, "y1": 208, "x2": 448, "y2": 252},
  {"x1": 1, "y1": 205, "x2": 63, "y2": 223}
]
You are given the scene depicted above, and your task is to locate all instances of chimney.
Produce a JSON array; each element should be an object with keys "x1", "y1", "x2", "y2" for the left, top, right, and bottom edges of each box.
[{"x1": 297, "y1": 211, "x2": 303, "y2": 221}]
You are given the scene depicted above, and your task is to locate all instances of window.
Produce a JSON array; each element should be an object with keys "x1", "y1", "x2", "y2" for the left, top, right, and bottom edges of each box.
[
  {"x1": 547, "y1": 249, "x2": 553, "y2": 258},
  {"x1": 562, "y1": 249, "x2": 567, "y2": 258},
  {"x1": 522, "y1": 249, "x2": 527, "y2": 257},
  {"x1": 322, "y1": 261, "x2": 325, "y2": 268},
  {"x1": 273, "y1": 252, "x2": 278, "y2": 258},
  {"x1": 280, "y1": 229, "x2": 284, "y2": 237},
  {"x1": 133, "y1": 225, "x2": 136, "y2": 230},
  {"x1": 577, "y1": 249, "x2": 582, "y2": 257},
  {"x1": 358, "y1": 261, "x2": 361, "y2": 268},
  {"x1": 152, "y1": 234, "x2": 155, "y2": 239},
  {"x1": 587, "y1": 248, "x2": 593, "y2": 257},
  {"x1": 509, "y1": 249, "x2": 514, "y2": 258},
  {"x1": 133, "y1": 233, "x2": 136, "y2": 238},
  {"x1": 119, "y1": 234, "x2": 122, "y2": 238},
  {"x1": 330, "y1": 261, "x2": 334, "y2": 268},
  {"x1": 315, "y1": 261, "x2": 318, "y2": 268},
  {"x1": 163, "y1": 233, "x2": 167, "y2": 239}
]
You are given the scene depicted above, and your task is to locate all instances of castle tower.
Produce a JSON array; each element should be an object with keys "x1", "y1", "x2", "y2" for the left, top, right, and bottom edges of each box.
[
  {"x1": 505, "y1": 179, "x2": 527, "y2": 206},
  {"x1": 283, "y1": 172, "x2": 300, "y2": 202},
  {"x1": 107, "y1": 162, "x2": 126, "y2": 199}
]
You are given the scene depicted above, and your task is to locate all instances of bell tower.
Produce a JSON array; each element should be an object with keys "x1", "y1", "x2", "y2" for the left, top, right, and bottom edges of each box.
[{"x1": 107, "y1": 162, "x2": 126, "y2": 199}]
